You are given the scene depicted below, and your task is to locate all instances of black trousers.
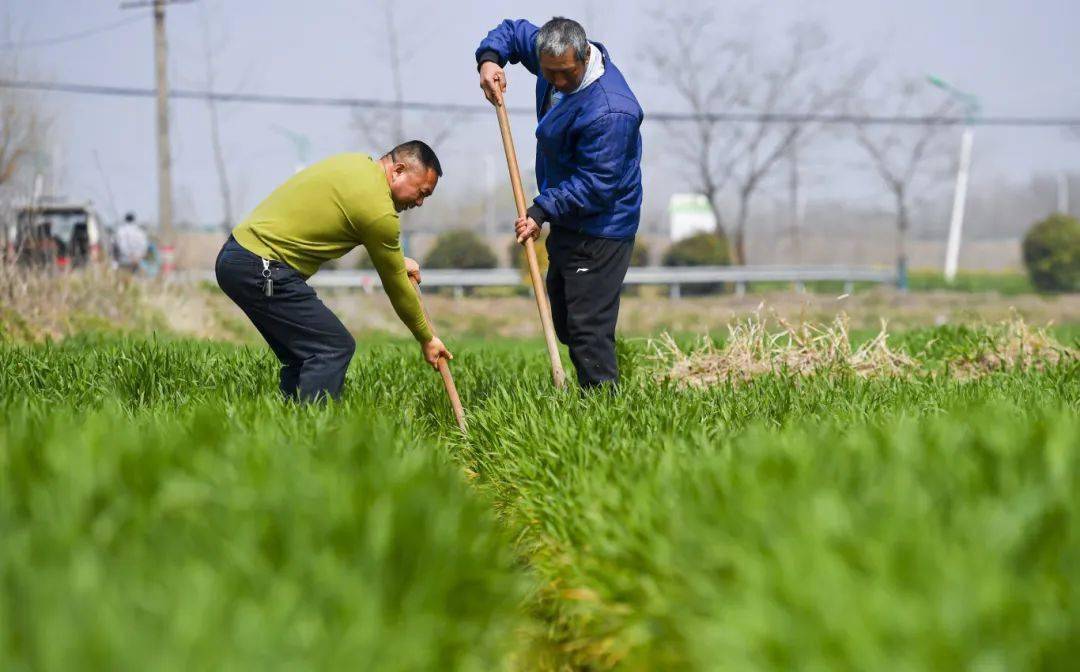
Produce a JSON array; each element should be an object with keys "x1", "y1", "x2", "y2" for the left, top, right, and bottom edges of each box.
[
  {"x1": 215, "y1": 236, "x2": 355, "y2": 402},
  {"x1": 545, "y1": 227, "x2": 633, "y2": 388}
]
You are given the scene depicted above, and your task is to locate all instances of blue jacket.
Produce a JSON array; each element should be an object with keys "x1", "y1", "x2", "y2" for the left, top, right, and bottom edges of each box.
[{"x1": 476, "y1": 19, "x2": 644, "y2": 240}]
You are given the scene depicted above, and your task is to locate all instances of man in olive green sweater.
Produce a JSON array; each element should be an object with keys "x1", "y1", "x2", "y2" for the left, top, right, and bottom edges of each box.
[{"x1": 215, "y1": 140, "x2": 451, "y2": 402}]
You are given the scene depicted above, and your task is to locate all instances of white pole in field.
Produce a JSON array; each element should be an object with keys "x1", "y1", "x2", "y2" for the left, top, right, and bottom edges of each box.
[
  {"x1": 1056, "y1": 171, "x2": 1069, "y2": 214},
  {"x1": 929, "y1": 75, "x2": 980, "y2": 284},
  {"x1": 943, "y1": 127, "x2": 974, "y2": 283}
]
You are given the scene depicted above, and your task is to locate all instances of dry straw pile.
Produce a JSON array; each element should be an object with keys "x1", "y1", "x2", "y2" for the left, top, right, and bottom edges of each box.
[{"x1": 654, "y1": 308, "x2": 1074, "y2": 387}]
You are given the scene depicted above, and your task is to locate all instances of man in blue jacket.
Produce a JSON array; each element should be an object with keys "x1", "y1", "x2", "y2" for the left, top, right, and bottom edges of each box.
[{"x1": 476, "y1": 16, "x2": 643, "y2": 389}]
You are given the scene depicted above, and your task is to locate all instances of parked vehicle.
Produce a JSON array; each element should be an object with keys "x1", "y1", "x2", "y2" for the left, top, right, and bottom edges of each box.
[{"x1": 4, "y1": 200, "x2": 107, "y2": 269}]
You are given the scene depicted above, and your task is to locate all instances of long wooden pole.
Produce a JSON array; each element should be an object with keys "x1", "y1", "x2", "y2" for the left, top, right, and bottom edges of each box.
[
  {"x1": 410, "y1": 277, "x2": 467, "y2": 434},
  {"x1": 494, "y1": 102, "x2": 567, "y2": 389}
]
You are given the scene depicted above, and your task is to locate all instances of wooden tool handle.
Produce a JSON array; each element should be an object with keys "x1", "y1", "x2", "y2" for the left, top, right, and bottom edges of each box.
[
  {"x1": 495, "y1": 102, "x2": 567, "y2": 389},
  {"x1": 410, "y1": 276, "x2": 467, "y2": 434},
  {"x1": 435, "y1": 358, "x2": 466, "y2": 433}
]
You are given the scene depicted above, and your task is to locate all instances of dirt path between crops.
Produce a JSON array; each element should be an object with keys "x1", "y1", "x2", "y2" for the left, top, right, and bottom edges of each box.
[
  {"x1": 82, "y1": 285, "x2": 1080, "y2": 343},
  {"x1": 289, "y1": 288, "x2": 1080, "y2": 341},
  {"x1": 4, "y1": 268, "x2": 1078, "y2": 343}
]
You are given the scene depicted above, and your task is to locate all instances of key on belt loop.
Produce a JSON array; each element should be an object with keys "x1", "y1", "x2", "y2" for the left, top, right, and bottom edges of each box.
[{"x1": 261, "y1": 258, "x2": 273, "y2": 297}]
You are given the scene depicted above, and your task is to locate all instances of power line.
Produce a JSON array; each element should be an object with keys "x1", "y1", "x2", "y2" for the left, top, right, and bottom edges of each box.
[
  {"x1": 1, "y1": 77, "x2": 1079, "y2": 128},
  {"x1": 0, "y1": 14, "x2": 149, "y2": 50},
  {"x1": 0, "y1": 78, "x2": 536, "y2": 114}
]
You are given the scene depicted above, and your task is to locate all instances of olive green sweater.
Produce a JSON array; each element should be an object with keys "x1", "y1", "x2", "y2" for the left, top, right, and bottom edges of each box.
[{"x1": 233, "y1": 153, "x2": 431, "y2": 343}]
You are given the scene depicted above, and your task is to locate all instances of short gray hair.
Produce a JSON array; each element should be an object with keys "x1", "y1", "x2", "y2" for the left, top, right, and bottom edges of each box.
[{"x1": 536, "y1": 17, "x2": 588, "y2": 63}]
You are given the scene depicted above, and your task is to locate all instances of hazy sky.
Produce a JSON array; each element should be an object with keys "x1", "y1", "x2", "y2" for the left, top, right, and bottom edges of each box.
[{"x1": 4, "y1": 0, "x2": 1079, "y2": 230}]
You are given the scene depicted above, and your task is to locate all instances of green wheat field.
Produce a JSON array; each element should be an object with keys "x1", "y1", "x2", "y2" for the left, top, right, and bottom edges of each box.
[{"x1": 1, "y1": 320, "x2": 1078, "y2": 670}]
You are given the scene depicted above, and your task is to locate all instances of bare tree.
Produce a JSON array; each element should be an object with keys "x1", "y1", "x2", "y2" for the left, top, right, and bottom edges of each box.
[
  {"x1": 852, "y1": 79, "x2": 956, "y2": 285},
  {"x1": 353, "y1": 0, "x2": 403, "y2": 149},
  {"x1": 0, "y1": 89, "x2": 39, "y2": 188},
  {"x1": 199, "y1": 0, "x2": 235, "y2": 234},
  {"x1": 0, "y1": 47, "x2": 52, "y2": 263},
  {"x1": 351, "y1": 0, "x2": 457, "y2": 152},
  {"x1": 0, "y1": 33, "x2": 51, "y2": 192},
  {"x1": 0, "y1": 56, "x2": 48, "y2": 190},
  {"x1": 643, "y1": 7, "x2": 868, "y2": 263}
]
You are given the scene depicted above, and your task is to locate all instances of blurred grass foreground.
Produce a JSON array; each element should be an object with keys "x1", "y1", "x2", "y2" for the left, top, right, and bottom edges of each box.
[{"x1": 0, "y1": 322, "x2": 1077, "y2": 670}]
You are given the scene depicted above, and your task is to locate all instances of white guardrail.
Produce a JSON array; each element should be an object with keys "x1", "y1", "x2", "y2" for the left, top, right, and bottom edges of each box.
[{"x1": 188, "y1": 265, "x2": 897, "y2": 298}]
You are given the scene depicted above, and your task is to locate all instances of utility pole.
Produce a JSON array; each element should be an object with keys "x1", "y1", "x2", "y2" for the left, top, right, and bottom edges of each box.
[{"x1": 121, "y1": 0, "x2": 194, "y2": 273}]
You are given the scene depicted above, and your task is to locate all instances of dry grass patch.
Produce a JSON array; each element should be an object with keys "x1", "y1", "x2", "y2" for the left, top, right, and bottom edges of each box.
[
  {"x1": 944, "y1": 315, "x2": 1076, "y2": 380},
  {"x1": 652, "y1": 310, "x2": 1074, "y2": 387},
  {"x1": 0, "y1": 263, "x2": 157, "y2": 341},
  {"x1": 653, "y1": 308, "x2": 916, "y2": 388}
]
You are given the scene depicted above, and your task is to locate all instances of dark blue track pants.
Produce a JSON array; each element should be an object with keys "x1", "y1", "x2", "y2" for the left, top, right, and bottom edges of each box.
[{"x1": 215, "y1": 236, "x2": 355, "y2": 402}]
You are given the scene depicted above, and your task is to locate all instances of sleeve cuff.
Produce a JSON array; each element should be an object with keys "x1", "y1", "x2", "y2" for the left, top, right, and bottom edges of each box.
[
  {"x1": 476, "y1": 49, "x2": 503, "y2": 70},
  {"x1": 526, "y1": 203, "x2": 549, "y2": 225}
]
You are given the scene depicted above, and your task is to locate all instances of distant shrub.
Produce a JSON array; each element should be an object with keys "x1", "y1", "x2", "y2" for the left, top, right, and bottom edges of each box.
[
  {"x1": 631, "y1": 240, "x2": 650, "y2": 267},
  {"x1": 423, "y1": 230, "x2": 497, "y2": 270},
  {"x1": 506, "y1": 232, "x2": 549, "y2": 272},
  {"x1": 506, "y1": 232, "x2": 550, "y2": 294},
  {"x1": 662, "y1": 232, "x2": 732, "y2": 295},
  {"x1": 662, "y1": 233, "x2": 732, "y2": 267},
  {"x1": 1022, "y1": 213, "x2": 1080, "y2": 292}
]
